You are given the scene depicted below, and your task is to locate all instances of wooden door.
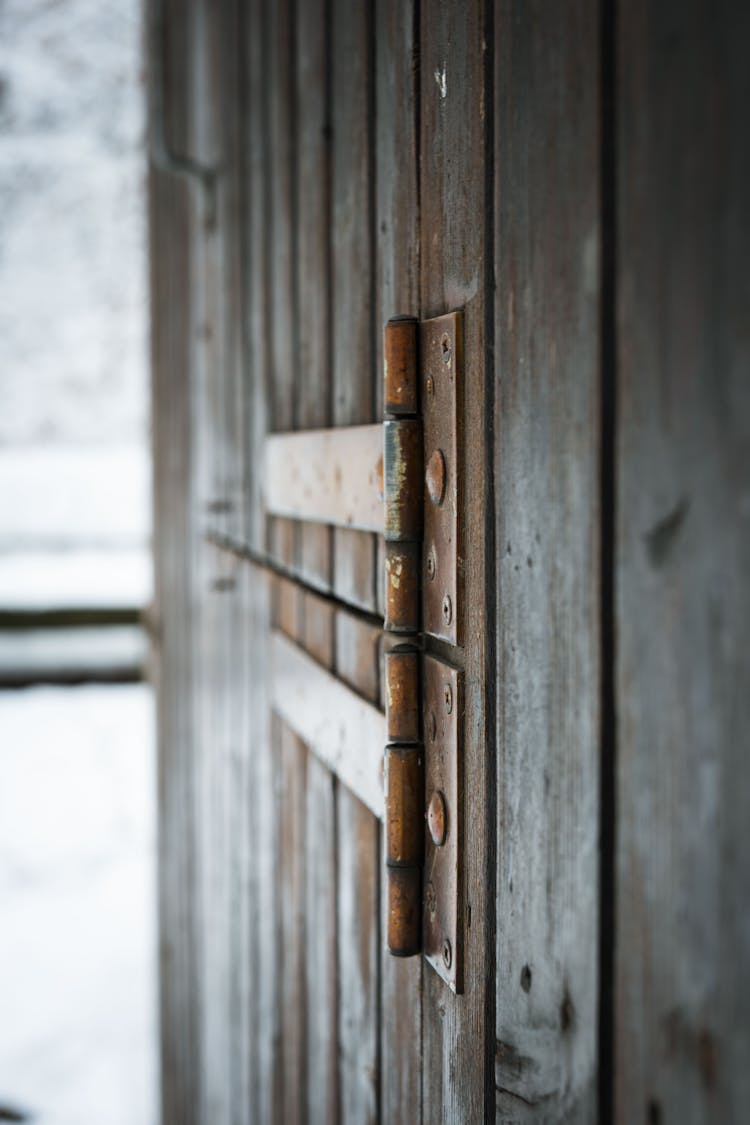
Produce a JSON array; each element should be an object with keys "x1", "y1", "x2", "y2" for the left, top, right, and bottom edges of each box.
[
  {"x1": 151, "y1": 1, "x2": 491, "y2": 1120},
  {"x1": 150, "y1": 0, "x2": 748, "y2": 1122}
]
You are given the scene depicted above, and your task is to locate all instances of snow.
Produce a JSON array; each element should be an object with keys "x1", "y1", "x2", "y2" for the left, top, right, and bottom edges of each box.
[
  {"x1": 0, "y1": 685, "x2": 157, "y2": 1125},
  {"x1": 0, "y1": 550, "x2": 151, "y2": 611},
  {"x1": 0, "y1": 1, "x2": 157, "y2": 1120}
]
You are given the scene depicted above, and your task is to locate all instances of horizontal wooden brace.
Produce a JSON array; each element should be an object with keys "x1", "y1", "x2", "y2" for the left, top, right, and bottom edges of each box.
[
  {"x1": 264, "y1": 424, "x2": 383, "y2": 532},
  {"x1": 270, "y1": 629, "x2": 385, "y2": 818}
]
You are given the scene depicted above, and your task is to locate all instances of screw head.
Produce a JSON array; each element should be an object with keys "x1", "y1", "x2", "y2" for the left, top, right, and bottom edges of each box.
[
  {"x1": 442, "y1": 938, "x2": 452, "y2": 969},
  {"x1": 426, "y1": 547, "x2": 437, "y2": 581},
  {"x1": 425, "y1": 374, "x2": 435, "y2": 397},
  {"x1": 427, "y1": 710, "x2": 437, "y2": 741},
  {"x1": 441, "y1": 333, "x2": 452, "y2": 364},
  {"x1": 427, "y1": 790, "x2": 447, "y2": 847},
  {"x1": 442, "y1": 594, "x2": 452, "y2": 625},
  {"x1": 425, "y1": 880, "x2": 437, "y2": 918},
  {"x1": 426, "y1": 449, "x2": 446, "y2": 506},
  {"x1": 443, "y1": 684, "x2": 453, "y2": 714}
]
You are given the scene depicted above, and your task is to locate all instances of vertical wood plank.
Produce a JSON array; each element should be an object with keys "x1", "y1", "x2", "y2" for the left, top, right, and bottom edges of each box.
[
  {"x1": 196, "y1": 542, "x2": 233, "y2": 1125},
  {"x1": 279, "y1": 724, "x2": 308, "y2": 1125},
  {"x1": 149, "y1": 0, "x2": 202, "y2": 1113},
  {"x1": 296, "y1": 0, "x2": 333, "y2": 592},
  {"x1": 331, "y1": 0, "x2": 378, "y2": 613},
  {"x1": 615, "y1": 2, "x2": 750, "y2": 1121},
  {"x1": 266, "y1": 0, "x2": 297, "y2": 570},
  {"x1": 493, "y1": 2, "x2": 601, "y2": 1120},
  {"x1": 335, "y1": 611, "x2": 381, "y2": 1123},
  {"x1": 244, "y1": 0, "x2": 270, "y2": 553},
  {"x1": 420, "y1": 0, "x2": 491, "y2": 1119},
  {"x1": 374, "y1": 3, "x2": 422, "y2": 1118},
  {"x1": 302, "y1": 593, "x2": 339, "y2": 1124}
]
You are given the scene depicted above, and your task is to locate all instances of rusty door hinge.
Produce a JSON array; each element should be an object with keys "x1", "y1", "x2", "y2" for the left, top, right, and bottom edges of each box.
[{"x1": 383, "y1": 314, "x2": 463, "y2": 992}]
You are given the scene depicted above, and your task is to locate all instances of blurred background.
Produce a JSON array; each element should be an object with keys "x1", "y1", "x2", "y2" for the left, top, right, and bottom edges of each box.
[{"x1": 0, "y1": 1, "x2": 156, "y2": 1122}]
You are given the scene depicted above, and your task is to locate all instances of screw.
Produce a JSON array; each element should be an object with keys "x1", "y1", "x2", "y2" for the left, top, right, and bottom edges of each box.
[
  {"x1": 442, "y1": 938, "x2": 452, "y2": 969},
  {"x1": 427, "y1": 790, "x2": 447, "y2": 847},
  {"x1": 441, "y1": 333, "x2": 452, "y2": 364},
  {"x1": 442, "y1": 594, "x2": 452, "y2": 625},
  {"x1": 443, "y1": 684, "x2": 453, "y2": 714},
  {"x1": 425, "y1": 880, "x2": 437, "y2": 918},
  {"x1": 426, "y1": 449, "x2": 446, "y2": 506},
  {"x1": 425, "y1": 375, "x2": 435, "y2": 397},
  {"x1": 427, "y1": 547, "x2": 437, "y2": 581}
]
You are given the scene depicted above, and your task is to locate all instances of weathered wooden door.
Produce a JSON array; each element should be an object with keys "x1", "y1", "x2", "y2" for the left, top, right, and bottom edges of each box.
[
  {"x1": 150, "y1": 0, "x2": 748, "y2": 1121},
  {"x1": 151, "y1": 1, "x2": 493, "y2": 1119}
]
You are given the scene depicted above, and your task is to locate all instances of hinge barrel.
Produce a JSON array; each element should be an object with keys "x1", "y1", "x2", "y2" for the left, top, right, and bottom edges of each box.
[{"x1": 383, "y1": 318, "x2": 423, "y2": 957}]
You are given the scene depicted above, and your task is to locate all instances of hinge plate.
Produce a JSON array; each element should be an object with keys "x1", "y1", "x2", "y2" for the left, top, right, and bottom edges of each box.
[
  {"x1": 421, "y1": 312, "x2": 462, "y2": 645},
  {"x1": 423, "y1": 652, "x2": 463, "y2": 992}
]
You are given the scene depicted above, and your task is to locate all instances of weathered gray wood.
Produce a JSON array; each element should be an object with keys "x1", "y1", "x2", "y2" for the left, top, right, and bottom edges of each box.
[
  {"x1": 271, "y1": 629, "x2": 385, "y2": 819},
  {"x1": 301, "y1": 592, "x2": 338, "y2": 1125},
  {"x1": 149, "y1": 0, "x2": 202, "y2": 1110},
  {"x1": 493, "y1": 2, "x2": 601, "y2": 1120},
  {"x1": 265, "y1": 0, "x2": 296, "y2": 571},
  {"x1": 615, "y1": 3, "x2": 750, "y2": 1121},
  {"x1": 331, "y1": 0, "x2": 378, "y2": 613},
  {"x1": 296, "y1": 0, "x2": 333, "y2": 593},
  {"x1": 375, "y1": 10, "x2": 423, "y2": 1110},
  {"x1": 279, "y1": 723, "x2": 307, "y2": 1125},
  {"x1": 420, "y1": 1, "x2": 491, "y2": 1119},
  {"x1": 264, "y1": 424, "x2": 383, "y2": 532},
  {"x1": 243, "y1": 0, "x2": 270, "y2": 553},
  {"x1": 335, "y1": 611, "x2": 382, "y2": 1124}
]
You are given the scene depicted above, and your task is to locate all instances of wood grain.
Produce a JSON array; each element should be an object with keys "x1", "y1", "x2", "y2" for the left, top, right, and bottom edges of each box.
[
  {"x1": 420, "y1": 0, "x2": 491, "y2": 1118},
  {"x1": 494, "y1": 1, "x2": 601, "y2": 1119},
  {"x1": 331, "y1": 0, "x2": 378, "y2": 613},
  {"x1": 615, "y1": 2, "x2": 750, "y2": 1120},
  {"x1": 374, "y1": 6, "x2": 423, "y2": 1113},
  {"x1": 149, "y1": 0, "x2": 202, "y2": 1113},
  {"x1": 301, "y1": 593, "x2": 338, "y2": 1124},
  {"x1": 295, "y1": 0, "x2": 333, "y2": 592}
]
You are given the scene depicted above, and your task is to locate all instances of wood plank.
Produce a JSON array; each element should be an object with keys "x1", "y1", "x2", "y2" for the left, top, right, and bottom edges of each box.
[
  {"x1": 334, "y1": 607, "x2": 382, "y2": 1124},
  {"x1": 420, "y1": 0, "x2": 491, "y2": 1119},
  {"x1": 615, "y1": 2, "x2": 750, "y2": 1121},
  {"x1": 296, "y1": 0, "x2": 333, "y2": 592},
  {"x1": 493, "y1": 1, "x2": 601, "y2": 1119},
  {"x1": 265, "y1": 0, "x2": 296, "y2": 571},
  {"x1": 149, "y1": 0, "x2": 202, "y2": 1109},
  {"x1": 270, "y1": 630, "x2": 385, "y2": 819},
  {"x1": 196, "y1": 543, "x2": 234, "y2": 1125},
  {"x1": 243, "y1": 0, "x2": 270, "y2": 552},
  {"x1": 301, "y1": 592, "x2": 338, "y2": 1125},
  {"x1": 279, "y1": 724, "x2": 307, "y2": 1125},
  {"x1": 264, "y1": 424, "x2": 383, "y2": 531},
  {"x1": 331, "y1": 0, "x2": 378, "y2": 613}
]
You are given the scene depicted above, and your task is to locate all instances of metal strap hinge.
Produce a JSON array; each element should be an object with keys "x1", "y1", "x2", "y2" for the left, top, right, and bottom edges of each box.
[{"x1": 383, "y1": 314, "x2": 463, "y2": 992}]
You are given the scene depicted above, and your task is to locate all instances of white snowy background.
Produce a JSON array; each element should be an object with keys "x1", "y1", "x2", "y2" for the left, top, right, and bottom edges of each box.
[{"x1": 0, "y1": 0, "x2": 156, "y2": 1121}]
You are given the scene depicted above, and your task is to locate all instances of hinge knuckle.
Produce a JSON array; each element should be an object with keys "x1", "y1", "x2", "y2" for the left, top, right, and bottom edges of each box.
[{"x1": 383, "y1": 419, "x2": 423, "y2": 542}]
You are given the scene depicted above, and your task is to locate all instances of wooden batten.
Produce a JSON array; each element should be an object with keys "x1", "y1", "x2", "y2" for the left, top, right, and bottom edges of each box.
[
  {"x1": 264, "y1": 423, "x2": 383, "y2": 532},
  {"x1": 270, "y1": 629, "x2": 385, "y2": 820}
]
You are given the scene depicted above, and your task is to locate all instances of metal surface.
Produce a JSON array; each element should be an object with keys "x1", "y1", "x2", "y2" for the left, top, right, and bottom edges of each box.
[
  {"x1": 383, "y1": 419, "x2": 423, "y2": 541},
  {"x1": 383, "y1": 317, "x2": 418, "y2": 415},
  {"x1": 385, "y1": 645, "x2": 420, "y2": 743},
  {"x1": 423, "y1": 653, "x2": 463, "y2": 991},
  {"x1": 386, "y1": 865, "x2": 421, "y2": 957},
  {"x1": 421, "y1": 312, "x2": 462, "y2": 644},
  {"x1": 385, "y1": 745, "x2": 424, "y2": 866},
  {"x1": 384, "y1": 540, "x2": 420, "y2": 633},
  {"x1": 264, "y1": 423, "x2": 383, "y2": 532},
  {"x1": 427, "y1": 790, "x2": 447, "y2": 847},
  {"x1": 271, "y1": 629, "x2": 385, "y2": 818}
]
